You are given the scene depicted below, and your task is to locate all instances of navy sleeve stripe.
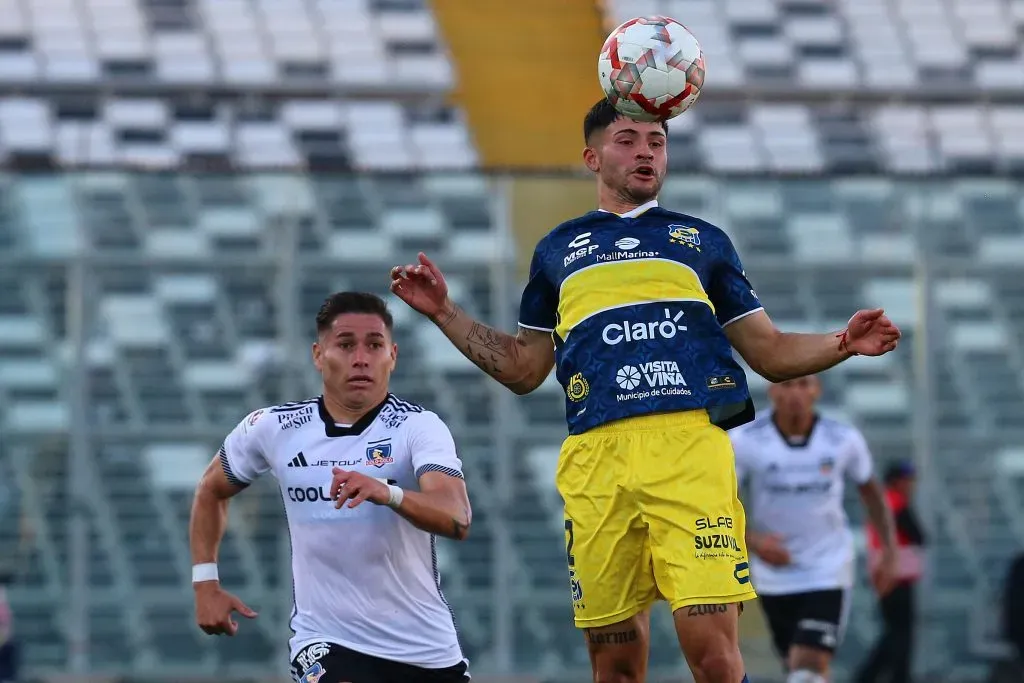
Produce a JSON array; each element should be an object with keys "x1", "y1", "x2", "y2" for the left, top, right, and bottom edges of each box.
[
  {"x1": 415, "y1": 464, "x2": 465, "y2": 480},
  {"x1": 218, "y1": 445, "x2": 249, "y2": 488}
]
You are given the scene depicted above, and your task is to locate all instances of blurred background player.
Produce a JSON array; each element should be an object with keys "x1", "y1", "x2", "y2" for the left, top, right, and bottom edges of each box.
[
  {"x1": 991, "y1": 551, "x2": 1024, "y2": 682},
  {"x1": 391, "y1": 99, "x2": 901, "y2": 683},
  {"x1": 0, "y1": 572, "x2": 15, "y2": 683},
  {"x1": 730, "y1": 375, "x2": 898, "y2": 683},
  {"x1": 855, "y1": 461, "x2": 927, "y2": 683},
  {"x1": 189, "y1": 292, "x2": 472, "y2": 683}
]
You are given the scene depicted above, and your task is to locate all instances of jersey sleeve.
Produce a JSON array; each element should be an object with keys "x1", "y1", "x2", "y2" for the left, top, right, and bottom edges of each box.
[
  {"x1": 844, "y1": 429, "x2": 875, "y2": 485},
  {"x1": 408, "y1": 412, "x2": 465, "y2": 481},
  {"x1": 218, "y1": 408, "x2": 272, "y2": 488},
  {"x1": 708, "y1": 230, "x2": 764, "y2": 327},
  {"x1": 518, "y1": 239, "x2": 558, "y2": 332}
]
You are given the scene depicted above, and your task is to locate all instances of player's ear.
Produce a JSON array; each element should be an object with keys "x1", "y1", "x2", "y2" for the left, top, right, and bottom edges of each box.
[
  {"x1": 312, "y1": 341, "x2": 323, "y2": 371},
  {"x1": 583, "y1": 145, "x2": 600, "y2": 173}
]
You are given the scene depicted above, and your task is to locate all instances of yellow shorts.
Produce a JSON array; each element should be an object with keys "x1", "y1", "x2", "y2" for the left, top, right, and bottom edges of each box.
[{"x1": 557, "y1": 409, "x2": 757, "y2": 629}]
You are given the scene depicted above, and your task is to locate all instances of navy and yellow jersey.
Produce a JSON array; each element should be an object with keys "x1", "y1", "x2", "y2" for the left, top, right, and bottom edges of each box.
[{"x1": 518, "y1": 201, "x2": 763, "y2": 435}]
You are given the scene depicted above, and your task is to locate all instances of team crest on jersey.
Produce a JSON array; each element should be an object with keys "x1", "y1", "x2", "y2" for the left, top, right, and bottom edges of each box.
[
  {"x1": 300, "y1": 662, "x2": 326, "y2": 683},
  {"x1": 668, "y1": 225, "x2": 701, "y2": 251},
  {"x1": 566, "y1": 372, "x2": 589, "y2": 402},
  {"x1": 819, "y1": 457, "x2": 835, "y2": 475},
  {"x1": 366, "y1": 441, "x2": 394, "y2": 468}
]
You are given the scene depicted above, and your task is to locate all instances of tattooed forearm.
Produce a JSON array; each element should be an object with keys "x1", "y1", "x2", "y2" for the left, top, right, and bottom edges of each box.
[
  {"x1": 464, "y1": 322, "x2": 516, "y2": 376},
  {"x1": 466, "y1": 322, "x2": 514, "y2": 356},
  {"x1": 434, "y1": 303, "x2": 460, "y2": 330},
  {"x1": 686, "y1": 604, "x2": 730, "y2": 617},
  {"x1": 428, "y1": 301, "x2": 552, "y2": 392},
  {"x1": 587, "y1": 628, "x2": 639, "y2": 646}
]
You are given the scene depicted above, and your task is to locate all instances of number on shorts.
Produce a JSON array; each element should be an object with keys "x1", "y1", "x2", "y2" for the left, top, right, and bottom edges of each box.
[{"x1": 564, "y1": 519, "x2": 575, "y2": 567}]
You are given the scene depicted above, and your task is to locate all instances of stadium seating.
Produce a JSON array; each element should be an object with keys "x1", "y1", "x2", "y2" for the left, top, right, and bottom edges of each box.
[
  {"x1": 0, "y1": 0, "x2": 1022, "y2": 680},
  {"x1": 2, "y1": 171, "x2": 1023, "y2": 678},
  {"x1": 603, "y1": 0, "x2": 1024, "y2": 91},
  {"x1": 4, "y1": 94, "x2": 1024, "y2": 173}
]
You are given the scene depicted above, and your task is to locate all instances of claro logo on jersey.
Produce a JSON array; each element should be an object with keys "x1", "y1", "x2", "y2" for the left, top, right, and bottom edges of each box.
[
  {"x1": 615, "y1": 361, "x2": 692, "y2": 401},
  {"x1": 564, "y1": 232, "x2": 600, "y2": 267},
  {"x1": 602, "y1": 308, "x2": 687, "y2": 345}
]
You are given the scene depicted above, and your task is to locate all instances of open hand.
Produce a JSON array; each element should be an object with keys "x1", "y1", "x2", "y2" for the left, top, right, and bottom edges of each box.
[
  {"x1": 194, "y1": 583, "x2": 257, "y2": 636},
  {"x1": 843, "y1": 309, "x2": 901, "y2": 356},
  {"x1": 750, "y1": 532, "x2": 791, "y2": 567},
  {"x1": 390, "y1": 252, "x2": 451, "y2": 322},
  {"x1": 330, "y1": 468, "x2": 390, "y2": 509},
  {"x1": 872, "y1": 548, "x2": 899, "y2": 597}
]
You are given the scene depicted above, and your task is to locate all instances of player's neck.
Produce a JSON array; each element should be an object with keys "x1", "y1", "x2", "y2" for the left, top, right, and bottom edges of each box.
[
  {"x1": 772, "y1": 412, "x2": 817, "y2": 441},
  {"x1": 597, "y1": 186, "x2": 655, "y2": 216},
  {"x1": 321, "y1": 389, "x2": 387, "y2": 426}
]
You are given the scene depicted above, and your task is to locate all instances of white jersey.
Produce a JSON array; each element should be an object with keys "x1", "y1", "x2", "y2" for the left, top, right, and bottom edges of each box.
[
  {"x1": 218, "y1": 393, "x2": 466, "y2": 669},
  {"x1": 730, "y1": 414, "x2": 874, "y2": 595}
]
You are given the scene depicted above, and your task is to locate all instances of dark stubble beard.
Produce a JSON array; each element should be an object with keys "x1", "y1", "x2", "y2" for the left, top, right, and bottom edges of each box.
[{"x1": 618, "y1": 172, "x2": 662, "y2": 206}]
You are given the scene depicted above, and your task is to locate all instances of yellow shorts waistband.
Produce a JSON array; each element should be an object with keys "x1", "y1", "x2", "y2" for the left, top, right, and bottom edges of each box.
[{"x1": 583, "y1": 409, "x2": 711, "y2": 435}]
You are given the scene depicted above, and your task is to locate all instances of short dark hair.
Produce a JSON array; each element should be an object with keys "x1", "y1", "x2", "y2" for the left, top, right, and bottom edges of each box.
[
  {"x1": 315, "y1": 291, "x2": 393, "y2": 335},
  {"x1": 884, "y1": 460, "x2": 916, "y2": 485},
  {"x1": 583, "y1": 98, "x2": 669, "y2": 144}
]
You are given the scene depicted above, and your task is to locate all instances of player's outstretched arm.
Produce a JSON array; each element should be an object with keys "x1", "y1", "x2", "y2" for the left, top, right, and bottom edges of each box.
[
  {"x1": 858, "y1": 478, "x2": 899, "y2": 596},
  {"x1": 331, "y1": 469, "x2": 471, "y2": 540},
  {"x1": 189, "y1": 454, "x2": 258, "y2": 635},
  {"x1": 395, "y1": 471, "x2": 472, "y2": 540},
  {"x1": 724, "y1": 309, "x2": 901, "y2": 382},
  {"x1": 391, "y1": 253, "x2": 554, "y2": 394}
]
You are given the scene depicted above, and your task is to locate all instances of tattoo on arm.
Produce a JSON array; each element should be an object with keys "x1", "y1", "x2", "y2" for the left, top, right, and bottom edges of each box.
[
  {"x1": 435, "y1": 305, "x2": 459, "y2": 330},
  {"x1": 686, "y1": 604, "x2": 730, "y2": 617},
  {"x1": 586, "y1": 628, "x2": 639, "y2": 646},
  {"x1": 466, "y1": 323, "x2": 513, "y2": 356},
  {"x1": 465, "y1": 322, "x2": 515, "y2": 375}
]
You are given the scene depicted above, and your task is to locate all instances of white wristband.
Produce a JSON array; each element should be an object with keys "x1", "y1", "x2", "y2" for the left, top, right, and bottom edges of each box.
[
  {"x1": 386, "y1": 484, "x2": 404, "y2": 509},
  {"x1": 192, "y1": 563, "x2": 219, "y2": 583}
]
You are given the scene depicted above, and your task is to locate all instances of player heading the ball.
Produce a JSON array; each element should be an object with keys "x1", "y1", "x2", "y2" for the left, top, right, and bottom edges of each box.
[{"x1": 391, "y1": 95, "x2": 900, "y2": 683}]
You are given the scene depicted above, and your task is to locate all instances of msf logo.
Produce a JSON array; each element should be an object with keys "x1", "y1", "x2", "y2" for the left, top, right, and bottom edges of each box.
[{"x1": 564, "y1": 232, "x2": 600, "y2": 267}]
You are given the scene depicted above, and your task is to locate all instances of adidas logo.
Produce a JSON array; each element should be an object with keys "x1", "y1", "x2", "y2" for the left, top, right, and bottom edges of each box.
[{"x1": 287, "y1": 452, "x2": 309, "y2": 468}]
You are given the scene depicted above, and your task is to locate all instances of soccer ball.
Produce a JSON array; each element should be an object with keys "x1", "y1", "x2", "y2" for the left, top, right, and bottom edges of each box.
[{"x1": 598, "y1": 16, "x2": 705, "y2": 123}]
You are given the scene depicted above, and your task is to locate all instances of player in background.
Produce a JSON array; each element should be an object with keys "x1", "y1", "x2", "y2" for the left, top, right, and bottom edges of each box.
[
  {"x1": 391, "y1": 99, "x2": 901, "y2": 683},
  {"x1": 729, "y1": 375, "x2": 898, "y2": 683},
  {"x1": 856, "y1": 460, "x2": 926, "y2": 683},
  {"x1": 189, "y1": 292, "x2": 472, "y2": 683}
]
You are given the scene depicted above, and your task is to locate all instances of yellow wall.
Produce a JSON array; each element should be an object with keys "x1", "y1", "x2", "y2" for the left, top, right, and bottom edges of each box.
[
  {"x1": 431, "y1": 0, "x2": 608, "y2": 170},
  {"x1": 509, "y1": 176, "x2": 595, "y2": 277}
]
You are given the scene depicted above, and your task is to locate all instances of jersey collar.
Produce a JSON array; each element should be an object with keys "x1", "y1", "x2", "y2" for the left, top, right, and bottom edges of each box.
[
  {"x1": 770, "y1": 412, "x2": 820, "y2": 448},
  {"x1": 318, "y1": 394, "x2": 387, "y2": 437},
  {"x1": 597, "y1": 199, "x2": 659, "y2": 218}
]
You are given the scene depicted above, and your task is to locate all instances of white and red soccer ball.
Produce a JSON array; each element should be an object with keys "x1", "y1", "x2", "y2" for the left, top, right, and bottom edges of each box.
[{"x1": 598, "y1": 16, "x2": 705, "y2": 123}]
